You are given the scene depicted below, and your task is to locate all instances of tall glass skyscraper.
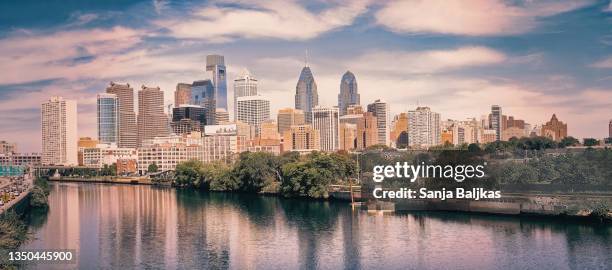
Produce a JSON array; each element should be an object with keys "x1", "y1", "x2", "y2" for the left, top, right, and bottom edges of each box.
[
  {"x1": 338, "y1": 71, "x2": 360, "y2": 116},
  {"x1": 206, "y1": 55, "x2": 228, "y2": 110},
  {"x1": 295, "y1": 66, "x2": 318, "y2": 123},
  {"x1": 192, "y1": 80, "x2": 216, "y2": 125},
  {"x1": 97, "y1": 93, "x2": 119, "y2": 144}
]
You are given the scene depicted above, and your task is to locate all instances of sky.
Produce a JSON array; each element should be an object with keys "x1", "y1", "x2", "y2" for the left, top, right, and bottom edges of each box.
[{"x1": 1, "y1": 0, "x2": 612, "y2": 152}]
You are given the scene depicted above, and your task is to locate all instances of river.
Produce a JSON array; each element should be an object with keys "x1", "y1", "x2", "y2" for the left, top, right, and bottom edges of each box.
[{"x1": 20, "y1": 182, "x2": 612, "y2": 269}]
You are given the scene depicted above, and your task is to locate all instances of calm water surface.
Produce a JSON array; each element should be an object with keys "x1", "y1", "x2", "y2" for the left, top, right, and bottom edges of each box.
[{"x1": 21, "y1": 182, "x2": 612, "y2": 269}]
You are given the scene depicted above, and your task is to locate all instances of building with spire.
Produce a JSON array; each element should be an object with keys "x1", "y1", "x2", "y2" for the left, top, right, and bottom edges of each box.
[
  {"x1": 295, "y1": 65, "x2": 318, "y2": 124},
  {"x1": 206, "y1": 55, "x2": 228, "y2": 110},
  {"x1": 338, "y1": 71, "x2": 360, "y2": 116}
]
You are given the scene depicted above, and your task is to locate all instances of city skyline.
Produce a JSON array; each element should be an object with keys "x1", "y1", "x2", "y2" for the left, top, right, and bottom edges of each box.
[{"x1": 1, "y1": 0, "x2": 612, "y2": 152}]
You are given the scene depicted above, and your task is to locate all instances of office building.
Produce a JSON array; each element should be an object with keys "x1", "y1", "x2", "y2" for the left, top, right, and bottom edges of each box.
[
  {"x1": 390, "y1": 113, "x2": 409, "y2": 148},
  {"x1": 338, "y1": 71, "x2": 360, "y2": 116},
  {"x1": 277, "y1": 108, "x2": 305, "y2": 135},
  {"x1": 490, "y1": 105, "x2": 502, "y2": 141},
  {"x1": 0, "y1": 153, "x2": 41, "y2": 166},
  {"x1": 236, "y1": 95, "x2": 270, "y2": 135},
  {"x1": 367, "y1": 99, "x2": 390, "y2": 146},
  {"x1": 233, "y1": 69, "x2": 258, "y2": 120},
  {"x1": 41, "y1": 96, "x2": 78, "y2": 165},
  {"x1": 191, "y1": 80, "x2": 216, "y2": 125},
  {"x1": 175, "y1": 83, "x2": 192, "y2": 107},
  {"x1": 282, "y1": 125, "x2": 320, "y2": 153},
  {"x1": 138, "y1": 133, "x2": 205, "y2": 173},
  {"x1": 541, "y1": 114, "x2": 567, "y2": 141},
  {"x1": 77, "y1": 137, "x2": 99, "y2": 166},
  {"x1": 97, "y1": 93, "x2": 119, "y2": 144},
  {"x1": 407, "y1": 107, "x2": 440, "y2": 148},
  {"x1": 82, "y1": 144, "x2": 137, "y2": 168},
  {"x1": 203, "y1": 125, "x2": 246, "y2": 163},
  {"x1": 0, "y1": 141, "x2": 16, "y2": 155},
  {"x1": 338, "y1": 123, "x2": 357, "y2": 151},
  {"x1": 312, "y1": 107, "x2": 339, "y2": 152},
  {"x1": 137, "y1": 85, "x2": 169, "y2": 146},
  {"x1": 206, "y1": 55, "x2": 228, "y2": 110},
  {"x1": 295, "y1": 66, "x2": 318, "y2": 123},
  {"x1": 171, "y1": 105, "x2": 206, "y2": 135},
  {"x1": 216, "y1": 108, "x2": 230, "y2": 124},
  {"x1": 339, "y1": 111, "x2": 378, "y2": 150},
  {"x1": 106, "y1": 82, "x2": 137, "y2": 148}
]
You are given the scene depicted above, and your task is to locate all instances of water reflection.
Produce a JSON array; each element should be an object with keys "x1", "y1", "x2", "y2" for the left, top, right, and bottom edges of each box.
[{"x1": 22, "y1": 183, "x2": 612, "y2": 269}]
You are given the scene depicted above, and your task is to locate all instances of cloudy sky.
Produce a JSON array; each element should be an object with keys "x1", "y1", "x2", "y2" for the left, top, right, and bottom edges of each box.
[{"x1": 1, "y1": 0, "x2": 612, "y2": 152}]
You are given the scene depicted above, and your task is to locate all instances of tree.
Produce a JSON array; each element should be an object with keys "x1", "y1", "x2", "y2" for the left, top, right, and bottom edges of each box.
[
  {"x1": 233, "y1": 152, "x2": 280, "y2": 193},
  {"x1": 558, "y1": 136, "x2": 579, "y2": 148},
  {"x1": 583, "y1": 138, "x2": 599, "y2": 147},
  {"x1": 174, "y1": 160, "x2": 205, "y2": 188},
  {"x1": 147, "y1": 163, "x2": 159, "y2": 173}
]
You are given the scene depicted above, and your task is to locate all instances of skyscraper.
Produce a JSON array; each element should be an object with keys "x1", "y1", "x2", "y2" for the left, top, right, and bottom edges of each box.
[
  {"x1": 233, "y1": 69, "x2": 258, "y2": 120},
  {"x1": 338, "y1": 71, "x2": 360, "y2": 116},
  {"x1": 206, "y1": 55, "x2": 228, "y2": 110},
  {"x1": 295, "y1": 66, "x2": 318, "y2": 123},
  {"x1": 490, "y1": 105, "x2": 502, "y2": 141},
  {"x1": 41, "y1": 96, "x2": 78, "y2": 165},
  {"x1": 407, "y1": 107, "x2": 440, "y2": 148},
  {"x1": 312, "y1": 106, "x2": 340, "y2": 152},
  {"x1": 137, "y1": 86, "x2": 169, "y2": 146},
  {"x1": 236, "y1": 95, "x2": 270, "y2": 136},
  {"x1": 171, "y1": 105, "x2": 207, "y2": 135},
  {"x1": 541, "y1": 114, "x2": 567, "y2": 141},
  {"x1": 277, "y1": 108, "x2": 305, "y2": 135},
  {"x1": 106, "y1": 82, "x2": 137, "y2": 148},
  {"x1": 367, "y1": 99, "x2": 390, "y2": 146},
  {"x1": 97, "y1": 93, "x2": 118, "y2": 144},
  {"x1": 191, "y1": 80, "x2": 216, "y2": 125},
  {"x1": 175, "y1": 83, "x2": 192, "y2": 107}
]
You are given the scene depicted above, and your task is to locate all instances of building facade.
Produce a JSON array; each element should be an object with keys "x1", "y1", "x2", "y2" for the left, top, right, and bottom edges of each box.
[
  {"x1": 175, "y1": 83, "x2": 192, "y2": 107},
  {"x1": 97, "y1": 93, "x2": 119, "y2": 144},
  {"x1": 191, "y1": 80, "x2": 216, "y2": 125},
  {"x1": 106, "y1": 82, "x2": 137, "y2": 148},
  {"x1": 206, "y1": 55, "x2": 228, "y2": 110},
  {"x1": 137, "y1": 86, "x2": 169, "y2": 146},
  {"x1": 295, "y1": 66, "x2": 318, "y2": 123},
  {"x1": 137, "y1": 133, "x2": 204, "y2": 173},
  {"x1": 407, "y1": 107, "x2": 440, "y2": 148},
  {"x1": 215, "y1": 108, "x2": 230, "y2": 124},
  {"x1": 233, "y1": 69, "x2": 258, "y2": 120},
  {"x1": 277, "y1": 108, "x2": 305, "y2": 135},
  {"x1": 41, "y1": 96, "x2": 78, "y2": 166},
  {"x1": 203, "y1": 125, "x2": 246, "y2": 163},
  {"x1": 82, "y1": 144, "x2": 137, "y2": 168},
  {"x1": 339, "y1": 123, "x2": 357, "y2": 151},
  {"x1": 541, "y1": 114, "x2": 568, "y2": 141},
  {"x1": 312, "y1": 107, "x2": 339, "y2": 152},
  {"x1": 236, "y1": 95, "x2": 270, "y2": 136},
  {"x1": 367, "y1": 99, "x2": 390, "y2": 146},
  {"x1": 171, "y1": 105, "x2": 207, "y2": 135},
  {"x1": 338, "y1": 71, "x2": 360, "y2": 116},
  {"x1": 0, "y1": 141, "x2": 16, "y2": 155},
  {"x1": 282, "y1": 125, "x2": 320, "y2": 153},
  {"x1": 390, "y1": 113, "x2": 408, "y2": 148},
  {"x1": 490, "y1": 105, "x2": 502, "y2": 141}
]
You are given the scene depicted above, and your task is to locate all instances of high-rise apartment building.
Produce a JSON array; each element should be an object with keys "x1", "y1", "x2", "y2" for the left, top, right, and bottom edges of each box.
[
  {"x1": 367, "y1": 99, "x2": 390, "y2": 146},
  {"x1": 338, "y1": 71, "x2": 360, "y2": 116},
  {"x1": 295, "y1": 66, "x2": 318, "y2": 123},
  {"x1": 106, "y1": 82, "x2": 137, "y2": 148},
  {"x1": 407, "y1": 107, "x2": 440, "y2": 148},
  {"x1": 97, "y1": 93, "x2": 118, "y2": 144},
  {"x1": 282, "y1": 125, "x2": 320, "y2": 153},
  {"x1": 541, "y1": 114, "x2": 567, "y2": 141},
  {"x1": 175, "y1": 83, "x2": 192, "y2": 107},
  {"x1": 490, "y1": 105, "x2": 502, "y2": 141},
  {"x1": 191, "y1": 80, "x2": 216, "y2": 125},
  {"x1": 312, "y1": 107, "x2": 340, "y2": 152},
  {"x1": 236, "y1": 95, "x2": 270, "y2": 136},
  {"x1": 41, "y1": 96, "x2": 78, "y2": 165},
  {"x1": 206, "y1": 55, "x2": 228, "y2": 110},
  {"x1": 233, "y1": 69, "x2": 258, "y2": 120},
  {"x1": 277, "y1": 108, "x2": 305, "y2": 135},
  {"x1": 137, "y1": 86, "x2": 169, "y2": 146}
]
